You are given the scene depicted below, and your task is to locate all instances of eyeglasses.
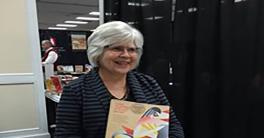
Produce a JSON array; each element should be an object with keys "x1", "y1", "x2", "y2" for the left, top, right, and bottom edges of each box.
[{"x1": 105, "y1": 45, "x2": 140, "y2": 55}]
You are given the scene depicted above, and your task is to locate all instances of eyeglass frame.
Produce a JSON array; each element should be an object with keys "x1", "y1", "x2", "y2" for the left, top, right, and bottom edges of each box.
[{"x1": 104, "y1": 45, "x2": 142, "y2": 55}]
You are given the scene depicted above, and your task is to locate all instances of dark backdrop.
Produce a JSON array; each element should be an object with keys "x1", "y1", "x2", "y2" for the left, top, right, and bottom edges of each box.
[{"x1": 104, "y1": 0, "x2": 264, "y2": 138}]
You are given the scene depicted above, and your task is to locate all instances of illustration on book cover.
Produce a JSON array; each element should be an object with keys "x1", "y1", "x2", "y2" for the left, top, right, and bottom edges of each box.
[{"x1": 106, "y1": 99, "x2": 170, "y2": 138}]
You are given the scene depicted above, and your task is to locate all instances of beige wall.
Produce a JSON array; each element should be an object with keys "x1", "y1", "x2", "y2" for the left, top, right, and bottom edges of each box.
[
  {"x1": 0, "y1": 0, "x2": 32, "y2": 73},
  {"x1": 0, "y1": 0, "x2": 49, "y2": 137},
  {"x1": 0, "y1": 85, "x2": 37, "y2": 131}
]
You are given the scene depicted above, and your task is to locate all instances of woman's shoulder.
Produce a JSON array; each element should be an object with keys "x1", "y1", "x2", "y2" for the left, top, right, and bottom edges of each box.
[
  {"x1": 129, "y1": 71, "x2": 157, "y2": 83},
  {"x1": 63, "y1": 75, "x2": 85, "y2": 89},
  {"x1": 65, "y1": 72, "x2": 93, "y2": 87},
  {"x1": 128, "y1": 71, "x2": 161, "y2": 92}
]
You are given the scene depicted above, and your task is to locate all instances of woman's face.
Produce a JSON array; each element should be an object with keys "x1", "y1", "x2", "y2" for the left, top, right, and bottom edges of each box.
[{"x1": 99, "y1": 42, "x2": 139, "y2": 75}]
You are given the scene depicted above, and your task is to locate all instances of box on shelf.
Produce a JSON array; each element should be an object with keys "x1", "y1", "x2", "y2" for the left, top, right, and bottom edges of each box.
[
  {"x1": 75, "y1": 65, "x2": 83, "y2": 73},
  {"x1": 56, "y1": 65, "x2": 74, "y2": 73}
]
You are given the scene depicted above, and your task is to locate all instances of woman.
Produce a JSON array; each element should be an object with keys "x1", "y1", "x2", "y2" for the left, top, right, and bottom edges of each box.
[{"x1": 55, "y1": 21, "x2": 184, "y2": 138}]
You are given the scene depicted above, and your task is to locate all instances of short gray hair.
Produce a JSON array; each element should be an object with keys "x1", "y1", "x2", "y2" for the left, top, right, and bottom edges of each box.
[
  {"x1": 87, "y1": 21, "x2": 144, "y2": 68},
  {"x1": 41, "y1": 40, "x2": 52, "y2": 46}
]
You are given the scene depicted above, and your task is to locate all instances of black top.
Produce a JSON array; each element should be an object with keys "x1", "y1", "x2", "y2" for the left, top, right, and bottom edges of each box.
[{"x1": 109, "y1": 87, "x2": 135, "y2": 101}]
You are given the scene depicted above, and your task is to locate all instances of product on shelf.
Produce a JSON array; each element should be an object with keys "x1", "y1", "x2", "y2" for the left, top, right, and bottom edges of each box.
[{"x1": 75, "y1": 65, "x2": 83, "y2": 73}]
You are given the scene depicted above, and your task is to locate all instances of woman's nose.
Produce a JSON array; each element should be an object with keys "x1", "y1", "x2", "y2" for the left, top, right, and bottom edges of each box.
[{"x1": 119, "y1": 49, "x2": 130, "y2": 56}]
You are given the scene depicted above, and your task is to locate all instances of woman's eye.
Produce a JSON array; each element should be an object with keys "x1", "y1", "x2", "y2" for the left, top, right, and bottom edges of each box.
[
  {"x1": 127, "y1": 48, "x2": 136, "y2": 52},
  {"x1": 108, "y1": 46, "x2": 138, "y2": 54},
  {"x1": 112, "y1": 47, "x2": 123, "y2": 51}
]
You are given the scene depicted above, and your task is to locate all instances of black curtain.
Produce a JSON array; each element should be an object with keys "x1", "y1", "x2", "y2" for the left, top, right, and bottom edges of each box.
[{"x1": 104, "y1": 0, "x2": 264, "y2": 138}]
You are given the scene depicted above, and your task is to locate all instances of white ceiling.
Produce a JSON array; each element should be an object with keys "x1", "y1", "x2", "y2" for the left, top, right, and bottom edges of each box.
[{"x1": 36, "y1": 0, "x2": 100, "y2": 31}]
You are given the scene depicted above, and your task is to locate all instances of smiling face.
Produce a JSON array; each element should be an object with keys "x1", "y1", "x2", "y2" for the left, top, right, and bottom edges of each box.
[{"x1": 98, "y1": 42, "x2": 139, "y2": 76}]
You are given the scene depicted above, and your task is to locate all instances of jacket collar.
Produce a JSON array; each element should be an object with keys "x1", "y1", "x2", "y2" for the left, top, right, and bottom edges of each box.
[
  {"x1": 127, "y1": 71, "x2": 148, "y2": 103},
  {"x1": 88, "y1": 69, "x2": 111, "y2": 113}
]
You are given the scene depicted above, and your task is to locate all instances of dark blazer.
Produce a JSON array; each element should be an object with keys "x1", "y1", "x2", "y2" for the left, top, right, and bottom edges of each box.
[{"x1": 55, "y1": 69, "x2": 184, "y2": 138}]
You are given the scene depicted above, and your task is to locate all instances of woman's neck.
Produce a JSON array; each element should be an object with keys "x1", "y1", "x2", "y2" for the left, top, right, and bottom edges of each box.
[{"x1": 98, "y1": 69, "x2": 127, "y2": 99}]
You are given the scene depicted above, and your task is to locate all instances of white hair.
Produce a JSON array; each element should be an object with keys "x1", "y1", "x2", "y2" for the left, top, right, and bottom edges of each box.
[
  {"x1": 87, "y1": 21, "x2": 144, "y2": 68},
  {"x1": 41, "y1": 40, "x2": 52, "y2": 46}
]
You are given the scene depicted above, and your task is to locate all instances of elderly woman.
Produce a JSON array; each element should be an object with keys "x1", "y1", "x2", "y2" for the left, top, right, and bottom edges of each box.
[{"x1": 55, "y1": 21, "x2": 184, "y2": 138}]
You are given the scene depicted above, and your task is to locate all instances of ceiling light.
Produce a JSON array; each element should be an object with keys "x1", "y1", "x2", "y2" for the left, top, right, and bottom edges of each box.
[
  {"x1": 89, "y1": 12, "x2": 100, "y2": 16},
  {"x1": 56, "y1": 24, "x2": 77, "y2": 27},
  {"x1": 65, "y1": 21, "x2": 88, "y2": 24},
  {"x1": 76, "y1": 17, "x2": 99, "y2": 21},
  {"x1": 48, "y1": 27, "x2": 67, "y2": 30}
]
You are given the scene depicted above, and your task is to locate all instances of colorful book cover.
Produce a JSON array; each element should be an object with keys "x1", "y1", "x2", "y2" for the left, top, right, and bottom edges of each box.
[
  {"x1": 105, "y1": 99, "x2": 170, "y2": 138},
  {"x1": 45, "y1": 79, "x2": 55, "y2": 92},
  {"x1": 50, "y1": 76, "x2": 63, "y2": 93}
]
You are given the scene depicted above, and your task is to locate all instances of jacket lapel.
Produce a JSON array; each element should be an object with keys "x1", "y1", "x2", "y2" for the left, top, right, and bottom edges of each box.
[
  {"x1": 127, "y1": 72, "x2": 148, "y2": 103},
  {"x1": 86, "y1": 69, "x2": 111, "y2": 113}
]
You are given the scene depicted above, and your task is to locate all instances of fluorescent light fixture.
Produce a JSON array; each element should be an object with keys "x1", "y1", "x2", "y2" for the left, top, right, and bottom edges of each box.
[
  {"x1": 76, "y1": 17, "x2": 99, "y2": 21},
  {"x1": 48, "y1": 27, "x2": 67, "y2": 30},
  {"x1": 89, "y1": 11, "x2": 100, "y2": 16},
  {"x1": 56, "y1": 24, "x2": 77, "y2": 27},
  {"x1": 65, "y1": 21, "x2": 88, "y2": 24}
]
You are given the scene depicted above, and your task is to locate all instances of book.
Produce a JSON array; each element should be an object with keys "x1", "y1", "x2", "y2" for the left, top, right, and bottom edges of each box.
[
  {"x1": 50, "y1": 76, "x2": 63, "y2": 93},
  {"x1": 45, "y1": 79, "x2": 55, "y2": 92},
  {"x1": 105, "y1": 99, "x2": 170, "y2": 138}
]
